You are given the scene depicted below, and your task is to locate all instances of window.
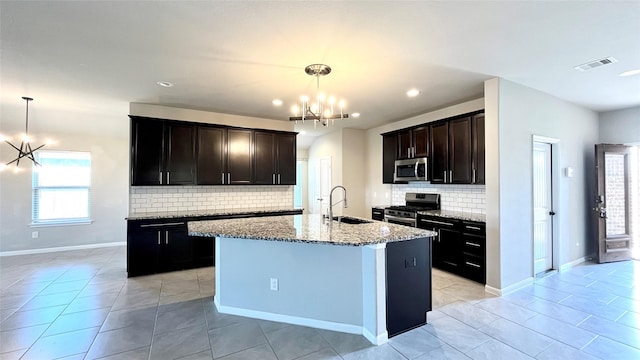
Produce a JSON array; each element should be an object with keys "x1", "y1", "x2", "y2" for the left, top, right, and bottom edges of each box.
[{"x1": 32, "y1": 151, "x2": 91, "y2": 225}]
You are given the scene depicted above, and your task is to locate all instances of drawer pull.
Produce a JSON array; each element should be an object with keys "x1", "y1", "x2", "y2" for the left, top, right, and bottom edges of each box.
[
  {"x1": 465, "y1": 241, "x2": 481, "y2": 248},
  {"x1": 465, "y1": 261, "x2": 481, "y2": 268},
  {"x1": 466, "y1": 225, "x2": 482, "y2": 230},
  {"x1": 140, "y1": 222, "x2": 185, "y2": 228},
  {"x1": 419, "y1": 219, "x2": 455, "y2": 227}
]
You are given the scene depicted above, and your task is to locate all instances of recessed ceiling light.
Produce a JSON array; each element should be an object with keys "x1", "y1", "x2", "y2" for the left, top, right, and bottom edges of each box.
[
  {"x1": 352, "y1": 113, "x2": 360, "y2": 118},
  {"x1": 272, "y1": 99, "x2": 283, "y2": 106},
  {"x1": 619, "y1": 69, "x2": 640, "y2": 77},
  {"x1": 156, "y1": 81, "x2": 174, "y2": 88},
  {"x1": 406, "y1": 89, "x2": 420, "y2": 97}
]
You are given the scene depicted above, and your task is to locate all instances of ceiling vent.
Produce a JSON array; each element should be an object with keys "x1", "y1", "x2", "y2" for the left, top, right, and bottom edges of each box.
[{"x1": 574, "y1": 57, "x2": 618, "y2": 72}]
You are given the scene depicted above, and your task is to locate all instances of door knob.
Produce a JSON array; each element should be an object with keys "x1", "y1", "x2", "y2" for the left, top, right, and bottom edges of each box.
[{"x1": 549, "y1": 211, "x2": 556, "y2": 216}]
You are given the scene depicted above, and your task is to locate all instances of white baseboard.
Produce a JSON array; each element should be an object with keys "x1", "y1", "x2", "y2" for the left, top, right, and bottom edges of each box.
[
  {"x1": 485, "y1": 277, "x2": 534, "y2": 296},
  {"x1": 559, "y1": 256, "x2": 588, "y2": 272},
  {"x1": 0, "y1": 242, "x2": 126, "y2": 257},
  {"x1": 214, "y1": 301, "x2": 369, "y2": 340},
  {"x1": 362, "y1": 328, "x2": 388, "y2": 345}
]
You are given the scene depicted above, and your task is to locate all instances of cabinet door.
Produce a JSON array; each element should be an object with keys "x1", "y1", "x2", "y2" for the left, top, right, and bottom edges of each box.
[
  {"x1": 162, "y1": 226, "x2": 193, "y2": 272},
  {"x1": 127, "y1": 228, "x2": 161, "y2": 277},
  {"x1": 472, "y1": 113, "x2": 485, "y2": 184},
  {"x1": 382, "y1": 133, "x2": 398, "y2": 184},
  {"x1": 197, "y1": 126, "x2": 226, "y2": 185},
  {"x1": 429, "y1": 122, "x2": 448, "y2": 184},
  {"x1": 131, "y1": 118, "x2": 164, "y2": 185},
  {"x1": 438, "y1": 227, "x2": 461, "y2": 273},
  {"x1": 449, "y1": 117, "x2": 472, "y2": 184},
  {"x1": 226, "y1": 129, "x2": 253, "y2": 184},
  {"x1": 386, "y1": 238, "x2": 431, "y2": 337},
  {"x1": 254, "y1": 131, "x2": 276, "y2": 184},
  {"x1": 166, "y1": 123, "x2": 196, "y2": 185},
  {"x1": 192, "y1": 236, "x2": 215, "y2": 267},
  {"x1": 276, "y1": 133, "x2": 296, "y2": 185},
  {"x1": 413, "y1": 126, "x2": 429, "y2": 158},
  {"x1": 397, "y1": 130, "x2": 412, "y2": 159}
]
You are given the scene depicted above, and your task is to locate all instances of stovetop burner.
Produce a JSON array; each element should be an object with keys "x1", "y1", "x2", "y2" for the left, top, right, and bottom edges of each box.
[{"x1": 386, "y1": 205, "x2": 430, "y2": 212}]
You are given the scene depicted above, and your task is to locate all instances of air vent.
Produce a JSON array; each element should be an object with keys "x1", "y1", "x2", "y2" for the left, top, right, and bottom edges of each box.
[{"x1": 574, "y1": 57, "x2": 618, "y2": 72}]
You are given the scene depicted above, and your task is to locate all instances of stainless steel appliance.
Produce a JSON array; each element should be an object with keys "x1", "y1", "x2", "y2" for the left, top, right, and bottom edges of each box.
[
  {"x1": 394, "y1": 157, "x2": 428, "y2": 182},
  {"x1": 384, "y1": 193, "x2": 440, "y2": 227}
]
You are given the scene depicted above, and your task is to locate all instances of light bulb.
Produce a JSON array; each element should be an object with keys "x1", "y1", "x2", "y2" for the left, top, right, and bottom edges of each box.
[
  {"x1": 301, "y1": 95, "x2": 309, "y2": 102},
  {"x1": 318, "y1": 93, "x2": 325, "y2": 102},
  {"x1": 328, "y1": 96, "x2": 336, "y2": 105},
  {"x1": 339, "y1": 100, "x2": 346, "y2": 108},
  {"x1": 22, "y1": 134, "x2": 30, "y2": 143}
]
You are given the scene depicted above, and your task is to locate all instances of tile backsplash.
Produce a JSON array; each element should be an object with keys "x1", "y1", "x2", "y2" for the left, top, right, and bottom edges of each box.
[
  {"x1": 392, "y1": 183, "x2": 485, "y2": 214},
  {"x1": 130, "y1": 186, "x2": 294, "y2": 214}
]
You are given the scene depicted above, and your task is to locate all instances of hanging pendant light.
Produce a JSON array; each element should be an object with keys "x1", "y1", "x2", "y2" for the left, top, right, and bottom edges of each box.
[
  {"x1": 289, "y1": 64, "x2": 350, "y2": 128},
  {"x1": 3, "y1": 97, "x2": 46, "y2": 169}
]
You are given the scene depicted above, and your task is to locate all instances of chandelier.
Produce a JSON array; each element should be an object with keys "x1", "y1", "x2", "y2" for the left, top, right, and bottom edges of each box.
[
  {"x1": 289, "y1": 64, "x2": 349, "y2": 127},
  {"x1": 3, "y1": 97, "x2": 46, "y2": 169}
]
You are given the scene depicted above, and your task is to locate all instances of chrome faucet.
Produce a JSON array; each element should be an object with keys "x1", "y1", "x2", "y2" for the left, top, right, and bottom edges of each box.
[{"x1": 329, "y1": 185, "x2": 347, "y2": 222}]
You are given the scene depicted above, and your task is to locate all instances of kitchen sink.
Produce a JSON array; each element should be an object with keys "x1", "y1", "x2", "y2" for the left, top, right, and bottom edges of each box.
[{"x1": 332, "y1": 216, "x2": 373, "y2": 225}]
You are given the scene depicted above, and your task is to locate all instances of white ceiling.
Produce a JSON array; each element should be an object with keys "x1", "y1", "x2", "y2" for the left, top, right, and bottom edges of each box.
[{"x1": 1, "y1": 1, "x2": 639, "y2": 148}]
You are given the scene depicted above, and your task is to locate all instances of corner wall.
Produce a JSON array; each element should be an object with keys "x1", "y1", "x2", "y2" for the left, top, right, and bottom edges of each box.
[
  {"x1": 599, "y1": 106, "x2": 640, "y2": 144},
  {"x1": 486, "y1": 78, "x2": 599, "y2": 291}
]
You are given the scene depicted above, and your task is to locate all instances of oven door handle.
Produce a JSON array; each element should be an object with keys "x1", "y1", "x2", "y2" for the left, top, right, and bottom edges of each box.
[{"x1": 384, "y1": 214, "x2": 416, "y2": 225}]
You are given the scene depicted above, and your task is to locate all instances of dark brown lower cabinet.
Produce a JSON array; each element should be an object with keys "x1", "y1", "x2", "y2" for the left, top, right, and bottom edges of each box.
[{"x1": 386, "y1": 237, "x2": 432, "y2": 338}]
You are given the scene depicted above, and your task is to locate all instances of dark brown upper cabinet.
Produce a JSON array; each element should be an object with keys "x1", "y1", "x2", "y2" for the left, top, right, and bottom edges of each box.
[
  {"x1": 429, "y1": 116, "x2": 472, "y2": 184},
  {"x1": 196, "y1": 126, "x2": 226, "y2": 185},
  {"x1": 472, "y1": 113, "x2": 485, "y2": 184},
  {"x1": 130, "y1": 117, "x2": 195, "y2": 186},
  {"x1": 226, "y1": 129, "x2": 253, "y2": 184},
  {"x1": 397, "y1": 126, "x2": 429, "y2": 159},
  {"x1": 253, "y1": 131, "x2": 297, "y2": 185},
  {"x1": 382, "y1": 133, "x2": 398, "y2": 184}
]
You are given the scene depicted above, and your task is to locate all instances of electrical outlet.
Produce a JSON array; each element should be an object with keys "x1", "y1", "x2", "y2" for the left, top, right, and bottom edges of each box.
[
  {"x1": 32, "y1": 231, "x2": 39, "y2": 239},
  {"x1": 270, "y1": 278, "x2": 278, "y2": 291}
]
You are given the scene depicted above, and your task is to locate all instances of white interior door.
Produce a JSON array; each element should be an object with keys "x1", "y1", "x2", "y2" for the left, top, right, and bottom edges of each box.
[
  {"x1": 312, "y1": 157, "x2": 331, "y2": 214},
  {"x1": 533, "y1": 142, "x2": 553, "y2": 274}
]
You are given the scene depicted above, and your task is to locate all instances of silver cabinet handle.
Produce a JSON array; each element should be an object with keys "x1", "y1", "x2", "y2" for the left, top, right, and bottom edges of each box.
[
  {"x1": 449, "y1": 170, "x2": 452, "y2": 183},
  {"x1": 465, "y1": 241, "x2": 481, "y2": 247},
  {"x1": 437, "y1": 228, "x2": 441, "y2": 242},
  {"x1": 165, "y1": 230, "x2": 169, "y2": 244},
  {"x1": 278, "y1": 173, "x2": 281, "y2": 184},
  {"x1": 465, "y1": 261, "x2": 481, "y2": 268},
  {"x1": 157, "y1": 231, "x2": 161, "y2": 245},
  {"x1": 472, "y1": 168, "x2": 476, "y2": 183},
  {"x1": 419, "y1": 219, "x2": 455, "y2": 227},
  {"x1": 159, "y1": 171, "x2": 163, "y2": 184},
  {"x1": 407, "y1": 148, "x2": 410, "y2": 158},
  {"x1": 167, "y1": 171, "x2": 170, "y2": 184},
  {"x1": 221, "y1": 173, "x2": 225, "y2": 184},
  {"x1": 228, "y1": 173, "x2": 231, "y2": 183},
  {"x1": 466, "y1": 225, "x2": 482, "y2": 231},
  {"x1": 443, "y1": 170, "x2": 447, "y2": 183},
  {"x1": 273, "y1": 174, "x2": 276, "y2": 184}
]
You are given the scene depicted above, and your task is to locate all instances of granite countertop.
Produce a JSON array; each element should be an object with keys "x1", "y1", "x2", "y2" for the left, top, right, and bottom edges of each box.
[
  {"x1": 417, "y1": 209, "x2": 486, "y2": 223},
  {"x1": 127, "y1": 206, "x2": 303, "y2": 220},
  {"x1": 188, "y1": 214, "x2": 436, "y2": 246}
]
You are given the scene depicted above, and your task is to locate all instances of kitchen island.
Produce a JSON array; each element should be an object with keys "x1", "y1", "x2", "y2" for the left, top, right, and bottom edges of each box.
[{"x1": 188, "y1": 214, "x2": 435, "y2": 345}]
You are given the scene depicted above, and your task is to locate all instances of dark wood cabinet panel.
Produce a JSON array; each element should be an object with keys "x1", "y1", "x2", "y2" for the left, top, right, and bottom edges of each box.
[
  {"x1": 166, "y1": 123, "x2": 196, "y2": 185},
  {"x1": 127, "y1": 226, "x2": 162, "y2": 277},
  {"x1": 131, "y1": 118, "x2": 164, "y2": 185},
  {"x1": 382, "y1": 133, "x2": 398, "y2": 184},
  {"x1": 254, "y1": 131, "x2": 276, "y2": 185},
  {"x1": 397, "y1": 130, "x2": 412, "y2": 159},
  {"x1": 197, "y1": 126, "x2": 226, "y2": 185},
  {"x1": 386, "y1": 237, "x2": 432, "y2": 338},
  {"x1": 276, "y1": 133, "x2": 296, "y2": 185},
  {"x1": 449, "y1": 117, "x2": 472, "y2": 184},
  {"x1": 429, "y1": 122, "x2": 449, "y2": 184},
  {"x1": 413, "y1": 126, "x2": 429, "y2": 158},
  {"x1": 472, "y1": 113, "x2": 485, "y2": 184},
  {"x1": 162, "y1": 226, "x2": 193, "y2": 272},
  {"x1": 227, "y1": 129, "x2": 253, "y2": 184}
]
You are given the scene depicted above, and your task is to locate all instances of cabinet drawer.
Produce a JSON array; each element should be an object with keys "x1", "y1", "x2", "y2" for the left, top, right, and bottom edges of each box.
[
  {"x1": 462, "y1": 254, "x2": 485, "y2": 283},
  {"x1": 462, "y1": 234, "x2": 485, "y2": 257},
  {"x1": 461, "y1": 221, "x2": 485, "y2": 234},
  {"x1": 372, "y1": 208, "x2": 385, "y2": 221}
]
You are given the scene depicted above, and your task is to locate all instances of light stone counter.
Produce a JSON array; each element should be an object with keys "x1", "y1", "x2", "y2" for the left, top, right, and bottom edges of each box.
[
  {"x1": 188, "y1": 214, "x2": 435, "y2": 246},
  {"x1": 417, "y1": 209, "x2": 486, "y2": 223}
]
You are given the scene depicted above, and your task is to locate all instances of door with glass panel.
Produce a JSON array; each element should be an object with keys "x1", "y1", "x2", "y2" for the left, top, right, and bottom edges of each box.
[{"x1": 594, "y1": 144, "x2": 632, "y2": 263}]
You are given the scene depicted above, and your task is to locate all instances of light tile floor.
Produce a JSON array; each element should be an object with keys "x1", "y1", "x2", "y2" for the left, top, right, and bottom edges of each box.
[{"x1": 1, "y1": 246, "x2": 639, "y2": 359}]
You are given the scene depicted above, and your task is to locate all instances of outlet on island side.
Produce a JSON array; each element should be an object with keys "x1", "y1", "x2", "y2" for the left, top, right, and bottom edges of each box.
[
  {"x1": 270, "y1": 277, "x2": 279, "y2": 291},
  {"x1": 32, "y1": 231, "x2": 39, "y2": 239}
]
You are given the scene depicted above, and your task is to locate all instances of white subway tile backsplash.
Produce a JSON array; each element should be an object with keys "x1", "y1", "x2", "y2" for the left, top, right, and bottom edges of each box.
[
  {"x1": 392, "y1": 182, "x2": 486, "y2": 214},
  {"x1": 129, "y1": 185, "x2": 294, "y2": 214}
]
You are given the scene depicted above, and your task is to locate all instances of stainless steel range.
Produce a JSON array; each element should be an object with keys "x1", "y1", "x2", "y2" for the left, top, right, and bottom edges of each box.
[{"x1": 384, "y1": 193, "x2": 440, "y2": 227}]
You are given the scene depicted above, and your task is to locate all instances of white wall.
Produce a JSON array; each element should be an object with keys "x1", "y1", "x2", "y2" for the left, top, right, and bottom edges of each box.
[
  {"x1": 485, "y1": 78, "x2": 599, "y2": 291},
  {"x1": 342, "y1": 129, "x2": 367, "y2": 218},
  {"x1": 364, "y1": 99, "x2": 485, "y2": 211},
  {"x1": 599, "y1": 106, "x2": 640, "y2": 144},
  {"x1": 308, "y1": 130, "x2": 343, "y2": 215},
  {"x1": 1, "y1": 103, "x2": 130, "y2": 253}
]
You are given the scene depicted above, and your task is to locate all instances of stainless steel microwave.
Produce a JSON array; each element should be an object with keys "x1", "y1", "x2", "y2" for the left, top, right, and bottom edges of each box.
[{"x1": 394, "y1": 157, "x2": 428, "y2": 182}]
